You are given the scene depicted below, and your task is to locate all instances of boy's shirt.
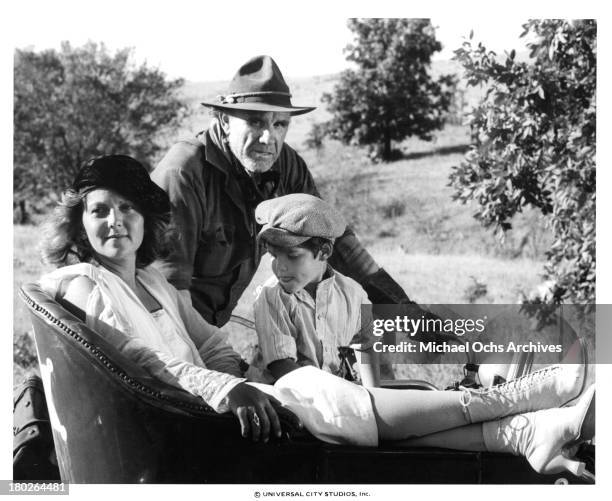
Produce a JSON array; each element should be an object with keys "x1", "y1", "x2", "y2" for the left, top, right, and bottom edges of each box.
[{"x1": 254, "y1": 267, "x2": 374, "y2": 376}]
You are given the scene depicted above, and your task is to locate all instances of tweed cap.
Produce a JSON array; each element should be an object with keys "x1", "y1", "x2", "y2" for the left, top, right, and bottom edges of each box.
[
  {"x1": 71, "y1": 155, "x2": 171, "y2": 223},
  {"x1": 256, "y1": 194, "x2": 346, "y2": 247}
]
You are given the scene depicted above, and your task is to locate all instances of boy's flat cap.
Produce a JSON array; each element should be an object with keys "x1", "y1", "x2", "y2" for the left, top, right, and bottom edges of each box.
[{"x1": 256, "y1": 194, "x2": 346, "y2": 247}]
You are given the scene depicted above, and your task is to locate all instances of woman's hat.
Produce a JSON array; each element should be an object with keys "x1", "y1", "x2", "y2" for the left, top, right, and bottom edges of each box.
[
  {"x1": 255, "y1": 194, "x2": 346, "y2": 247},
  {"x1": 71, "y1": 155, "x2": 171, "y2": 221},
  {"x1": 201, "y1": 55, "x2": 316, "y2": 116}
]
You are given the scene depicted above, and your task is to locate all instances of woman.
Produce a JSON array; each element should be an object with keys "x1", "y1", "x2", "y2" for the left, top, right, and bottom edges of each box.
[
  {"x1": 40, "y1": 154, "x2": 283, "y2": 441},
  {"x1": 39, "y1": 155, "x2": 594, "y2": 476}
]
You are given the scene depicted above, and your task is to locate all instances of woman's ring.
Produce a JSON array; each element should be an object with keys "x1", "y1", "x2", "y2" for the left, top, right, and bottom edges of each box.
[{"x1": 252, "y1": 413, "x2": 261, "y2": 428}]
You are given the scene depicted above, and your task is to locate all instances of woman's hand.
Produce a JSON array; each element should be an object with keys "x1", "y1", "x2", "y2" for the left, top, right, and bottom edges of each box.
[{"x1": 226, "y1": 383, "x2": 284, "y2": 442}]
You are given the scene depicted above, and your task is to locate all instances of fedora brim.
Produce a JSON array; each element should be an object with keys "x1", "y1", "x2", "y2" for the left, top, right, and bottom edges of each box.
[{"x1": 202, "y1": 101, "x2": 315, "y2": 116}]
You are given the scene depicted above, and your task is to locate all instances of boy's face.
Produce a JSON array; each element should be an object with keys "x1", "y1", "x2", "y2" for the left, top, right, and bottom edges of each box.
[{"x1": 267, "y1": 243, "x2": 327, "y2": 294}]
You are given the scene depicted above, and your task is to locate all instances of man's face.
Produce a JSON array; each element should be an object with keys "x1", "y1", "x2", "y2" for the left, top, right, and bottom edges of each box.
[{"x1": 220, "y1": 110, "x2": 291, "y2": 173}]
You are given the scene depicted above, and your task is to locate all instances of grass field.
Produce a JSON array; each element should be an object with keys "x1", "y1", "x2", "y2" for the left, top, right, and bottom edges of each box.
[
  {"x1": 13, "y1": 139, "x2": 551, "y2": 389},
  {"x1": 13, "y1": 68, "x2": 555, "y2": 388}
]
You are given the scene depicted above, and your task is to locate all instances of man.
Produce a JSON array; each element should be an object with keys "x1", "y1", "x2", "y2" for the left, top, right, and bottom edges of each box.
[{"x1": 152, "y1": 55, "x2": 415, "y2": 327}]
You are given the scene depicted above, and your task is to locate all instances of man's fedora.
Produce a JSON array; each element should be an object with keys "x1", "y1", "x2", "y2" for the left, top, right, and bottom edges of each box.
[{"x1": 202, "y1": 55, "x2": 315, "y2": 116}]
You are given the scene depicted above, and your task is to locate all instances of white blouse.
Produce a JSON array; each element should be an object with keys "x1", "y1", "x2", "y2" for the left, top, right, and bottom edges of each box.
[
  {"x1": 39, "y1": 263, "x2": 379, "y2": 447},
  {"x1": 39, "y1": 263, "x2": 245, "y2": 412}
]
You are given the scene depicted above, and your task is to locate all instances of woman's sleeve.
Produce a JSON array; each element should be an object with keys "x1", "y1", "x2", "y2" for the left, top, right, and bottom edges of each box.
[
  {"x1": 174, "y1": 287, "x2": 244, "y2": 378},
  {"x1": 254, "y1": 287, "x2": 298, "y2": 367},
  {"x1": 90, "y1": 311, "x2": 244, "y2": 413}
]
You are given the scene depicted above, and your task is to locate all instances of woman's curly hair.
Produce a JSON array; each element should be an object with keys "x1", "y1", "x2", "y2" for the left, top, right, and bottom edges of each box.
[{"x1": 41, "y1": 188, "x2": 173, "y2": 268}]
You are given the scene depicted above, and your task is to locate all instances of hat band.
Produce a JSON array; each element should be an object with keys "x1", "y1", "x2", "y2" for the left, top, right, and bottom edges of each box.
[{"x1": 221, "y1": 91, "x2": 293, "y2": 106}]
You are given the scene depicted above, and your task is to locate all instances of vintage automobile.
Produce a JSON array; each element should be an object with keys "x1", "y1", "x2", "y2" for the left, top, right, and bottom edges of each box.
[{"x1": 15, "y1": 282, "x2": 595, "y2": 484}]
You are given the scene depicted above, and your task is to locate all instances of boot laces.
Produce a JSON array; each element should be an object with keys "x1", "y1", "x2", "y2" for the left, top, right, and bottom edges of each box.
[
  {"x1": 480, "y1": 365, "x2": 560, "y2": 395},
  {"x1": 458, "y1": 365, "x2": 561, "y2": 418}
]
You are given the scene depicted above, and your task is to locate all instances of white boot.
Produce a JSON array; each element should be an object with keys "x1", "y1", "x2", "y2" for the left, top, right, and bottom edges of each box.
[
  {"x1": 482, "y1": 384, "x2": 595, "y2": 476},
  {"x1": 460, "y1": 364, "x2": 585, "y2": 424}
]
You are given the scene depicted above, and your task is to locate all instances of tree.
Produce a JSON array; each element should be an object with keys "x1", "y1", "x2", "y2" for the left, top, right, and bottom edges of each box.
[
  {"x1": 321, "y1": 18, "x2": 455, "y2": 161},
  {"x1": 450, "y1": 20, "x2": 596, "y2": 305},
  {"x1": 14, "y1": 42, "x2": 187, "y2": 216}
]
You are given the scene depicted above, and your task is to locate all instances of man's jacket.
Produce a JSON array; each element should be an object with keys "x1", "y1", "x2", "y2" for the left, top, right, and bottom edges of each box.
[{"x1": 152, "y1": 123, "x2": 379, "y2": 326}]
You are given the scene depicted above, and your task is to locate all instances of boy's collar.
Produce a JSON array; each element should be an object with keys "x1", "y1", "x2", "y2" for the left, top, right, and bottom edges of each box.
[
  {"x1": 322, "y1": 264, "x2": 335, "y2": 280},
  {"x1": 291, "y1": 265, "x2": 336, "y2": 303}
]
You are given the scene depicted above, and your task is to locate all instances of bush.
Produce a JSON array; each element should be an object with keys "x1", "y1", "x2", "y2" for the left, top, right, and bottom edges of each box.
[
  {"x1": 322, "y1": 19, "x2": 456, "y2": 161},
  {"x1": 450, "y1": 20, "x2": 596, "y2": 305},
  {"x1": 13, "y1": 331, "x2": 38, "y2": 370},
  {"x1": 380, "y1": 199, "x2": 406, "y2": 219},
  {"x1": 14, "y1": 42, "x2": 187, "y2": 215},
  {"x1": 304, "y1": 122, "x2": 327, "y2": 152}
]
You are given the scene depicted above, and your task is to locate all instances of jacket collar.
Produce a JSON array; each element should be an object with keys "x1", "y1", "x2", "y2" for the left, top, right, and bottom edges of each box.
[
  {"x1": 201, "y1": 119, "x2": 282, "y2": 236},
  {"x1": 204, "y1": 119, "x2": 283, "y2": 180},
  {"x1": 201, "y1": 118, "x2": 234, "y2": 177}
]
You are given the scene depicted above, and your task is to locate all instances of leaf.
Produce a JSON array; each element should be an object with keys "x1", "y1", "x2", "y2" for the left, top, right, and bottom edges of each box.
[
  {"x1": 14, "y1": 44, "x2": 185, "y2": 204},
  {"x1": 449, "y1": 19, "x2": 596, "y2": 304},
  {"x1": 322, "y1": 18, "x2": 451, "y2": 161}
]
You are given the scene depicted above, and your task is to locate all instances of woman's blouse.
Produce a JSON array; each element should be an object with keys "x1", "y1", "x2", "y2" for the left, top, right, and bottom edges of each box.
[{"x1": 39, "y1": 263, "x2": 245, "y2": 412}]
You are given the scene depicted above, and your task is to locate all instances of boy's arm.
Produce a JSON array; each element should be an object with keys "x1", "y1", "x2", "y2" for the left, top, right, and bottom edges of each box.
[
  {"x1": 267, "y1": 358, "x2": 302, "y2": 380},
  {"x1": 253, "y1": 286, "x2": 300, "y2": 373}
]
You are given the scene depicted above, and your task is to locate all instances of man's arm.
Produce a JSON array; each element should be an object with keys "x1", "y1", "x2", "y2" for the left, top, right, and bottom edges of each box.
[
  {"x1": 283, "y1": 146, "x2": 414, "y2": 304},
  {"x1": 329, "y1": 228, "x2": 418, "y2": 305},
  {"x1": 151, "y1": 142, "x2": 204, "y2": 291}
]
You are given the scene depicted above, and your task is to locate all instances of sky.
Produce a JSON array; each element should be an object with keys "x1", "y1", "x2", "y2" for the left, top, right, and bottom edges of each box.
[
  {"x1": 2, "y1": 1, "x2": 586, "y2": 82},
  {"x1": 2, "y1": 0, "x2": 612, "y2": 497}
]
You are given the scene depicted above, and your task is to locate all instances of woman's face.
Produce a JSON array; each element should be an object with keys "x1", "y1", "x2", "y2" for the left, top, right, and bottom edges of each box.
[{"x1": 82, "y1": 189, "x2": 145, "y2": 267}]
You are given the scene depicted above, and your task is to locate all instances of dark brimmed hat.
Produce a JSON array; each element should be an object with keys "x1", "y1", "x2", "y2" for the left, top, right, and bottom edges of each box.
[
  {"x1": 71, "y1": 155, "x2": 171, "y2": 222},
  {"x1": 201, "y1": 55, "x2": 315, "y2": 116},
  {"x1": 256, "y1": 194, "x2": 346, "y2": 247}
]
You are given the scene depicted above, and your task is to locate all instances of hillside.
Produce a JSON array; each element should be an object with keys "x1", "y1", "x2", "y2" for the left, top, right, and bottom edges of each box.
[
  {"x1": 14, "y1": 56, "x2": 550, "y2": 384},
  {"x1": 177, "y1": 58, "x2": 494, "y2": 140}
]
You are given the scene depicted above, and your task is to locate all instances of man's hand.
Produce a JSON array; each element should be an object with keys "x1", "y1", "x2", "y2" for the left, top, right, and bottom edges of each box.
[{"x1": 226, "y1": 383, "x2": 288, "y2": 442}]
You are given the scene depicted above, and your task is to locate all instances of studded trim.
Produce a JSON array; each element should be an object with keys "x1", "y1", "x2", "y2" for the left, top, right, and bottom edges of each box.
[{"x1": 19, "y1": 287, "x2": 218, "y2": 416}]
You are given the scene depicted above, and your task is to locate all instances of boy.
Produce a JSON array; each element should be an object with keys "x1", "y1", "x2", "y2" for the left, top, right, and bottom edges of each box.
[{"x1": 253, "y1": 194, "x2": 379, "y2": 385}]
